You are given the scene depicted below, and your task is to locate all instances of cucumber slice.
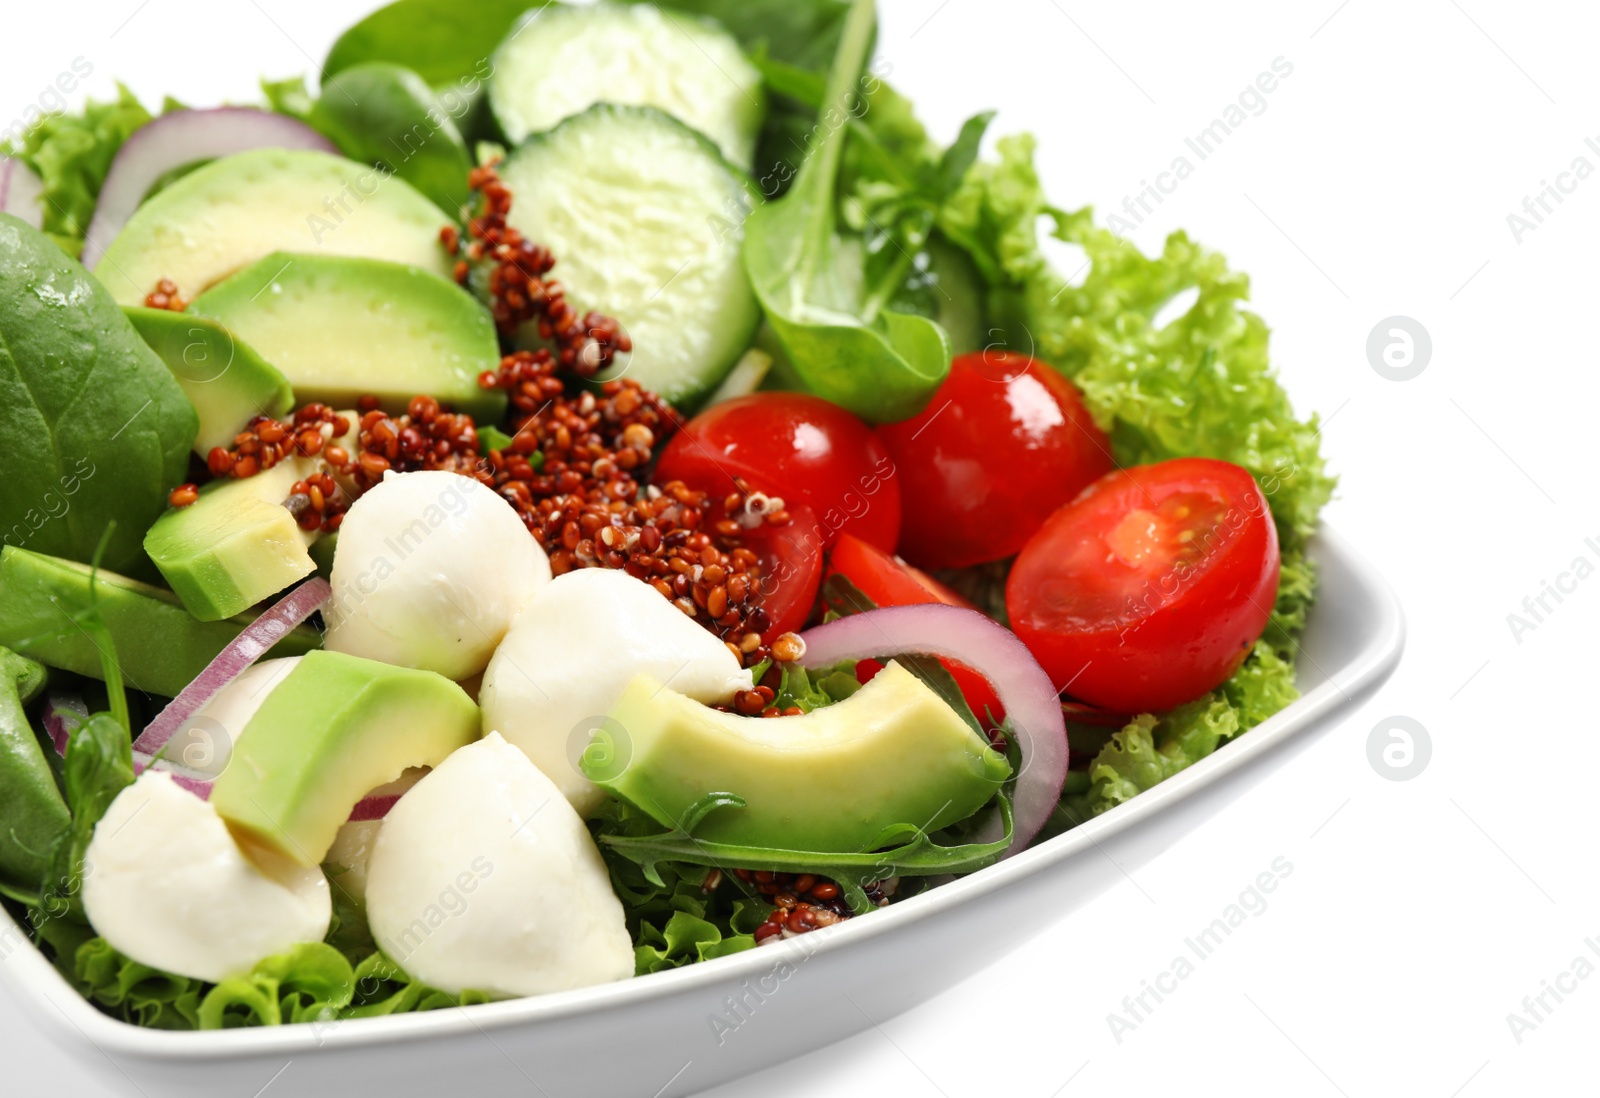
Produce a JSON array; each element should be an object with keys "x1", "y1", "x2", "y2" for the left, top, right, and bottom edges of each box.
[
  {"x1": 490, "y1": 3, "x2": 764, "y2": 168},
  {"x1": 500, "y1": 105, "x2": 761, "y2": 407}
]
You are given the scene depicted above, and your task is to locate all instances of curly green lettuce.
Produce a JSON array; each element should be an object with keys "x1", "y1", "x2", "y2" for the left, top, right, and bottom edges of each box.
[
  {"x1": 939, "y1": 133, "x2": 1335, "y2": 554},
  {"x1": 2, "y1": 85, "x2": 152, "y2": 255}
]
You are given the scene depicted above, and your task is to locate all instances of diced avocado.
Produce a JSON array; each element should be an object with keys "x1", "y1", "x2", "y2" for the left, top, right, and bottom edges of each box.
[
  {"x1": 594, "y1": 661, "x2": 1010, "y2": 852},
  {"x1": 94, "y1": 149, "x2": 455, "y2": 306},
  {"x1": 188, "y1": 253, "x2": 504, "y2": 422},
  {"x1": 0, "y1": 547, "x2": 321, "y2": 698},
  {"x1": 124, "y1": 307, "x2": 295, "y2": 456},
  {"x1": 211, "y1": 650, "x2": 480, "y2": 866},
  {"x1": 144, "y1": 458, "x2": 322, "y2": 622}
]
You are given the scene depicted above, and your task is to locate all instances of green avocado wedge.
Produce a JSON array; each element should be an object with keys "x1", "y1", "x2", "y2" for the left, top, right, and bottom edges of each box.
[
  {"x1": 123, "y1": 307, "x2": 296, "y2": 456},
  {"x1": 0, "y1": 547, "x2": 322, "y2": 698},
  {"x1": 592, "y1": 661, "x2": 1009, "y2": 853},
  {"x1": 211, "y1": 650, "x2": 480, "y2": 867},
  {"x1": 94, "y1": 149, "x2": 455, "y2": 307},
  {"x1": 0, "y1": 215, "x2": 198, "y2": 576},
  {"x1": 188, "y1": 253, "x2": 504, "y2": 422}
]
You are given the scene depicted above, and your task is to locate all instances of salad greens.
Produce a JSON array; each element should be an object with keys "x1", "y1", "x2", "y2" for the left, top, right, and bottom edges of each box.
[
  {"x1": 0, "y1": 215, "x2": 197, "y2": 576},
  {"x1": 324, "y1": 0, "x2": 531, "y2": 89},
  {"x1": 742, "y1": 0, "x2": 952, "y2": 423},
  {"x1": 0, "y1": 647, "x2": 64, "y2": 902}
]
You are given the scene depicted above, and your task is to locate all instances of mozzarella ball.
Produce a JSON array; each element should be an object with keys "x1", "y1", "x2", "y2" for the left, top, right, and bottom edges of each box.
[
  {"x1": 479, "y1": 567, "x2": 753, "y2": 815},
  {"x1": 364, "y1": 733, "x2": 633, "y2": 997},
  {"x1": 159, "y1": 657, "x2": 300, "y2": 777},
  {"x1": 83, "y1": 771, "x2": 330, "y2": 982},
  {"x1": 325, "y1": 471, "x2": 550, "y2": 681}
]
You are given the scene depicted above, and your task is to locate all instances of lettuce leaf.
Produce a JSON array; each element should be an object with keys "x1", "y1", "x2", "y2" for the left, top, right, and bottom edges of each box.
[
  {"x1": 2, "y1": 85, "x2": 151, "y2": 256},
  {"x1": 939, "y1": 133, "x2": 1335, "y2": 553}
]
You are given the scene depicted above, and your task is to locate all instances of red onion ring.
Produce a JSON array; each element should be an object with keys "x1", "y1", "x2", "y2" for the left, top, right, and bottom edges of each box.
[
  {"x1": 82, "y1": 108, "x2": 337, "y2": 269},
  {"x1": 132, "y1": 578, "x2": 330, "y2": 757},
  {"x1": 797, "y1": 604, "x2": 1068, "y2": 858},
  {"x1": 0, "y1": 157, "x2": 44, "y2": 229}
]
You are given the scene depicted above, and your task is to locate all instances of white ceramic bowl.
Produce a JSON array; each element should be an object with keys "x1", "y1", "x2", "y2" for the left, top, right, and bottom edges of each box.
[{"x1": 0, "y1": 528, "x2": 1402, "y2": 1098}]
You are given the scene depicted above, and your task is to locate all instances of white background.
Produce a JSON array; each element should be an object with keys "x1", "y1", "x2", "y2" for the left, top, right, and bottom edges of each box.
[{"x1": 2, "y1": 1, "x2": 1595, "y2": 1095}]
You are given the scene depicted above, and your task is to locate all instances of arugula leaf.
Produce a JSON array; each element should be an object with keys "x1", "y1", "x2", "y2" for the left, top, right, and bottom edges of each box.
[
  {"x1": 0, "y1": 215, "x2": 198, "y2": 575},
  {"x1": 742, "y1": 0, "x2": 951, "y2": 423},
  {"x1": 597, "y1": 791, "x2": 1012, "y2": 915},
  {"x1": 1, "y1": 85, "x2": 152, "y2": 256}
]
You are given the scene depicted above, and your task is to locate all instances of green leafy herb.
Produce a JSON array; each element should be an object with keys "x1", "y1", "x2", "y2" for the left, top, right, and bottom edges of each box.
[
  {"x1": 39, "y1": 711, "x2": 134, "y2": 923},
  {"x1": 0, "y1": 215, "x2": 198, "y2": 575},
  {"x1": 2, "y1": 85, "x2": 152, "y2": 255},
  {"x1": 0, "y1": 646, "x2": 67, "y2": 902},
  {"x1": 771, "y1": 660, "x2": 861, "y2": 712},
  {"x1": 597, "y1": 791, "x2": 1012, "y2": 915},
  {"x1": 310, "y1": 62, "x2": 474, "y2": 215},
  {"x1": 260, "y1": 76, "x2": 315, "y2": 122},
  {"x1": 325, "y1": 0, "x2": 527, "y2": 89},
  {"x1": 742, "y1": 0, "x2": 951, "y2": 423}
]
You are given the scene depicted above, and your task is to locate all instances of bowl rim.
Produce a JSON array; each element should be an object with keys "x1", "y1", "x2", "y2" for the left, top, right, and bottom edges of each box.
[{"x1": 0, "y1": 526, "x2": 1404, "y2": 1061}]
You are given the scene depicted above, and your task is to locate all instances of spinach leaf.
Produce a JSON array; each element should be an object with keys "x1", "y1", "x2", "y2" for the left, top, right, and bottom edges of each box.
[
  {"x1": 0, "y1": 646, "x2": 67, "y2": 902},
  {"x1": 0, "y1": 215, "x2": 197, "y2": 575},
  {"x1": 635, "y1": 0, "x2": 855, "y2": 73},
  {"x1": 311, "y1": 63, "x2": 474, "y2": 215},
  {"x1": 325, "y1": 0, "x2": 528, "y2": 89},
  {"x1": 742, "y1": 0, "x2": 950, "y2": 423}
]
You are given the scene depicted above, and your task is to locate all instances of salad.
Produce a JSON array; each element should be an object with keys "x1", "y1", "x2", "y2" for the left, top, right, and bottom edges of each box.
[{"x1": 0, "y1": 0, "x2": 1332, "y2": 1031}]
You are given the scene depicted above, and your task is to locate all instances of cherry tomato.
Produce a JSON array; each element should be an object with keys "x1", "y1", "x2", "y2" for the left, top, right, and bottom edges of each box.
[
  {"x1": 654, "y1": 393, "x2": 900, "y2": 551},
  {"x1": 1006, "y1": 458, "x2": 1280, "y2": 714},
  {"x1": 825, "y1": 533, "x2": 1005, "y2": 724},
  {"x1": 875, "y1": 351, "x2": 1114, "y2": 570},
  {"x1": 748, "y1": 502, "x2": 825, "y2": 641}
]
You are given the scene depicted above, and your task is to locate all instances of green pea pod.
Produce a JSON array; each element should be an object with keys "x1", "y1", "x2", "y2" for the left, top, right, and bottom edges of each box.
[
  {"x1": 742, "y1": 0, "x2": 951, "y2": 423},
  {"x1": 0, "y1": 647, "x2": 67, "y2": 903},
  {"x1": 310, "y1": 62, "x2": 474, "y2": 215}
]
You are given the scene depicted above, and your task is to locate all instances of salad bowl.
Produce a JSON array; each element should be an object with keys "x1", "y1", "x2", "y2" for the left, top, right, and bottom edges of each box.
[{"x1": 0, "y1": 528, "x2": 1401, "y2": 1098}]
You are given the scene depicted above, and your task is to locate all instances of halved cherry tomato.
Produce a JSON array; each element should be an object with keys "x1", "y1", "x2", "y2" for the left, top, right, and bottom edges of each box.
[
  {"x1": 1006, "y1": 458, "x2": 1280, "y2": 714},
  {"x1": 748, "y1": 502, "x2": 825, "y2": 640},
  {"x1": 875, "y1": 351, "x2": 1114, "y2": 570},
  {"x1": 825, "y1": 533, "x2": 1005, "y2": 724},
  {"x1": 654, "y1": 393, "x2": 900, "y2": 551}
]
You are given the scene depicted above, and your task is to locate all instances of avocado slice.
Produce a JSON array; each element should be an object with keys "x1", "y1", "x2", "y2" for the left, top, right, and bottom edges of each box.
[
  {"x1": 144, "y1": 458, "x2": 323, "y2": 622},
  {"x1": 0, "y1": 547, "x2": 321, "y2": 698},
  {"x1": 594, "y1": 661, "x2": 1010, "y2": 852},
  {"x1": 211, "y1": 650, "x2": 480, "y2": 866},
  {"x1": 124, "y1": 307, "x2": 296, "y2": 456},
  {"x1": 188, "y1": 253, "x2": 505, "y2": 422},
  {"x1": 94, "y1": 149, "x2": 455, "y2": 306}
]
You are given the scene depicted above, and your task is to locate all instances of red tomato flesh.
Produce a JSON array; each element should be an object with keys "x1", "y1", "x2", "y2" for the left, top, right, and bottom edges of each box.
[
  {"x1": 875, "y1": 351, "x2": 1114, "y2": 570},
  {"x1": 1006, "y1": 458, "x2": 1280, "y2": 714},
  {"x1": 654, "y1": 393, "x2": 900, "y2": 551},
  {"x1": 825, "y1": 533, "x2": 1005, "y2": 724},
  {"x1": 747, "y1": 501, "x2": 825, "y2": 641}
]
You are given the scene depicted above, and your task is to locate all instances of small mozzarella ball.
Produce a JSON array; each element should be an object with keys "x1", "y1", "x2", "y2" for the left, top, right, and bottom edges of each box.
[
  {"x1": 325, "y1": 471, "x2": 550, "y2": 680},
  {"x1": 364, "y1": 733, "x2": 633, "y2": 997},
  {"x1": 323, "y1": 470, "x2": 550, "y2": 678},
  {"x1": 83, "y1": 772, "x2": 330, "y2": 982},
  {"x1": 159, "y1": 658, "x2": 300, "y2": 777},
  {"x1": 479, "y1": 568, "x2": 753, "y2": 815}
]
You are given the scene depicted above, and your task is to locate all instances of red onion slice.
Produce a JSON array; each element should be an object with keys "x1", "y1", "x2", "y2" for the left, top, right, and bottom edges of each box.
[
  {"x1": 797, "y1": 604, "x2": 1068, "y2": 858},
  {"x1": 82, "y1": 108, "x2": 337, "y2": 269},
  {"x1": 44, "y1": 694, "x2": 87, "y2": 755},
  {"x1": 0, "y1": 157, "x2": 44, "y2": 229},
  {"x1": 132, "y1": 577, "x2": 330, "y2": 757}
]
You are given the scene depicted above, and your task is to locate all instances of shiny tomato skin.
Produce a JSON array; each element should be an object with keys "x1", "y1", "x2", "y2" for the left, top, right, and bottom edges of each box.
[
  {"x1": 654, "y1": 393, "x2": 900, "y2": 551},
  {"x1": 1006, "y1": 458, "x2": 1280, "y2": 714},
  {"x1": 875, "y1": 352, "x2": 1114, "y2": 570},
  {"x1": 726, "y1": 501, "x2": 820, "y2": 641},
  {"x1": 825, "y1": 534, "x2": 1005, "y2": 723}
]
